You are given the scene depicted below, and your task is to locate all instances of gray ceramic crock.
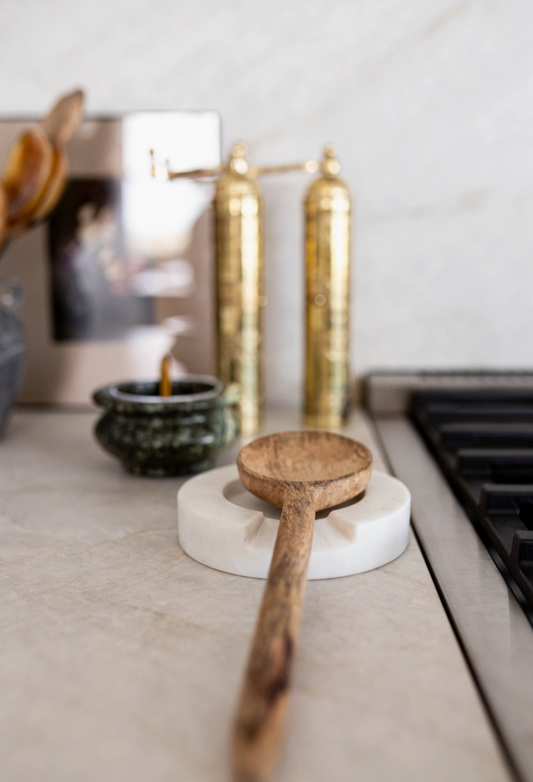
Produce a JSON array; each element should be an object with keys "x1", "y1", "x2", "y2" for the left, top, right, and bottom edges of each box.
[
  {"x1": 0, "y1": 278, "x2": 26, "y2": 434},
  {"x1": 93, "y1": 376, "x2": 240, "y2": 477}
]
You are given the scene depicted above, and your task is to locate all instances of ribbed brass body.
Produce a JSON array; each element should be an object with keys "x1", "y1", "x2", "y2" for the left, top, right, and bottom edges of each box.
[
  {"x1": 214, "y1": 168, "x2": 263, "y2": 436},
  {"x1": 305, "y1": 154, "x2": 351, "y2": 428}
]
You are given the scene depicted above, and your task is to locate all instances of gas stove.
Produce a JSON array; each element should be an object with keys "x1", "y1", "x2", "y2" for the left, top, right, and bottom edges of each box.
[{"x1": 368, "y1": 372, "x2": 533, "y2": 782}]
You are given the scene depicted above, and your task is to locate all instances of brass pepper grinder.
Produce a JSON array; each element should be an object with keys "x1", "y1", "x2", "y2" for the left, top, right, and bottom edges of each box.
[
  {"x1": 151, "y1": 144, "x2": 317, "y2": 435},
  {"x1": 305, "y1": 145, "x2": 351, "y2": 428}
]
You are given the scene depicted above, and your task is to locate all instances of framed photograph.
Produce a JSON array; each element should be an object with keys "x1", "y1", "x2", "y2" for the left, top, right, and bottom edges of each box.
[{"x1": 0, "y1": 111, "x2": 220, "y2": 404}]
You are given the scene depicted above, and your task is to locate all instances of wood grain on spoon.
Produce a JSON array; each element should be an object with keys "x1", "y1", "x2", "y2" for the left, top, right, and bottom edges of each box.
[
  {"x1": 30, "y1": 147, "x2": 68, "y2": 223},
  {"x1": 233, "y1": 430, "x2": 372, "y2": 782},
  {"x1": 4, "y1": 128, "x2": 54, "y2": 226},
  {"x1": 41, "y1": 89, "x2": 85, "y2": 148}
]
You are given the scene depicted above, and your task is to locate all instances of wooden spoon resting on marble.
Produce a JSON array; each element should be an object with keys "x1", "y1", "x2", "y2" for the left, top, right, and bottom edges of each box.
[{"x1": 233, "y1": 430, "x2": 372, "y2": 782}]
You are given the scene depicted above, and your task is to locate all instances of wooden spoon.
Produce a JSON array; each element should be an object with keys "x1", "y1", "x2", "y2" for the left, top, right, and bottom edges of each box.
[
  {"x1": 30, "y1": 146, "x2": 68, "y2": 223},
  {"x1": 233, "y1": 430, "x2": 372, "y2": 782},
  {"x1": 3, "y1": 128, "x2": 54, "y2": 226},
  {"x1": 41, "y1": 88, "x2": 84, "y2": 148},
  {"x1": 5, "y1": 143, "x2": 68, "y2": 236},
  {"x1": 1, "y1": 90, "x2": 84, "y2": 240}
]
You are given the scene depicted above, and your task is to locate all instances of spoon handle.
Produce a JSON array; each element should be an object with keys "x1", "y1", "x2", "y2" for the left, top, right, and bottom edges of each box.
[{"x1": 232, "y1": 486, "x2": 315, "y2": 782}]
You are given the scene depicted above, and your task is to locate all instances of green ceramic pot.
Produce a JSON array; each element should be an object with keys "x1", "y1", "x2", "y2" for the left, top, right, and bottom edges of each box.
[{"x1": 93, "y1": 376, "x2": 240, "y2": 477}]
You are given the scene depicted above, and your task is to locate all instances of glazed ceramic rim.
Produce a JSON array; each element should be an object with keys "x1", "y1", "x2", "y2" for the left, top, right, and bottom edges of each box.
[
  {"x1": 93, "y1": 375, "x2": 228, "y2": 413},
  {"x1": 110, "y1": 375, "x2": 223, "y2": 403}
]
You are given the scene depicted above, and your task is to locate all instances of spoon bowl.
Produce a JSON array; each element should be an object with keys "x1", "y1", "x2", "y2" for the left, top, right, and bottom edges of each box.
[{"x1": 238, "y1": 429, "x2": 372, "y2": 511}]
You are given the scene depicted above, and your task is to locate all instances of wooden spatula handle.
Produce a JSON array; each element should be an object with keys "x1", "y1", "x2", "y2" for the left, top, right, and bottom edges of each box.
[{"x1": 232, "y1": 486, "x2": 315, "y2": 782}]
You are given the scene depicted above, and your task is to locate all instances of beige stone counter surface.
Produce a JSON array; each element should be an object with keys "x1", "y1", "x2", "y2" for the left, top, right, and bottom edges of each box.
[{"x1": 0, "y1": 409, "x2": 511, "y2": 782}]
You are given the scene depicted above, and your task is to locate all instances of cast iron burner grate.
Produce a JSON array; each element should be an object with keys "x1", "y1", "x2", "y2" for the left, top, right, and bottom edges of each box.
[{"x1": 411, "y1": 389, "x2": 533, "y2": 623}]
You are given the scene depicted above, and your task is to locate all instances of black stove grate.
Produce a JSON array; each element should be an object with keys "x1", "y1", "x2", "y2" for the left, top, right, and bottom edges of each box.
[{"x1": 411, "y1": 389, "x2": 533, "y2": 621}]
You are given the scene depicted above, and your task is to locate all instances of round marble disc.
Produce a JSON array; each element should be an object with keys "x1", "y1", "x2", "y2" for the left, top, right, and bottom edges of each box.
[{"x1": 177, "y1": 466, "x2": 410, "y2": 580}]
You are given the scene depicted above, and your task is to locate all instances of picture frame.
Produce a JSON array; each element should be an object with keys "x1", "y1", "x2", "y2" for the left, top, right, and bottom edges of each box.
[{"x1": 0, "y1": 111, "x2": 220, "y2": 404}]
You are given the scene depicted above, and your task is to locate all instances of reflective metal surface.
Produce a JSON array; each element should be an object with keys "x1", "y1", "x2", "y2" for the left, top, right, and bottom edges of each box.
[
  {"x1": 154, "y1": 143, "x2": 321, "y2": 436},
  {"x1": 305, "y1": 146, "x2": 351, "y2": 429},
  {"x1": 375, "y1": 415, "x2": 533, "y2": 782},
  {"x1": 366, "y1": 372, "x2": 533, "y2": 414},
  {"x1": 214, "y1": 144, "x2": 264, "y2": 436}
]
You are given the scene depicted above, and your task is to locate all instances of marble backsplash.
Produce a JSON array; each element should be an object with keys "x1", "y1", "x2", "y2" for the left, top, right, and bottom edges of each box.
[{"x1": 0, "y1": 0, "x2": 531, "y2": 406}]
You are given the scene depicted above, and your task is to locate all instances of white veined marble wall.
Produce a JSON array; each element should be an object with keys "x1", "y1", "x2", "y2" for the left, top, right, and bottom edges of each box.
[{"x1": 1, "y1": 0, "x2": 532, "y2": 406}]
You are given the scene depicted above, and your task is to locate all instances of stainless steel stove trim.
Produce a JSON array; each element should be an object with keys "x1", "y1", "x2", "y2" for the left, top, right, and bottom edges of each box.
[
  {"x1": 367, "y1": 372, "x2": 533, "y2": 413},
  {"x1": 374, "y1": 415, "x2": 533, "y2": 782}
]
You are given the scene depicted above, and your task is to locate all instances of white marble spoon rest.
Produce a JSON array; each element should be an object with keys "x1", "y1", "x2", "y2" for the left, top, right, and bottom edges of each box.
[{"x1": 177, "y1": 466, "x2": 411, "y2": 579}]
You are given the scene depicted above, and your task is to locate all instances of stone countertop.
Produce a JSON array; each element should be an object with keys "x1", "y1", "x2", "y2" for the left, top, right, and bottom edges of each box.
[{"x1": 0, "y1": 409, "x2": 511, "y2": 782}]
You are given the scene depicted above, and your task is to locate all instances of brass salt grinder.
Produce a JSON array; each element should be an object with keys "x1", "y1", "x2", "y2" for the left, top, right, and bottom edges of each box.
[{"x1": 151, "y1": 143, "x2": 351, "y2": 434}]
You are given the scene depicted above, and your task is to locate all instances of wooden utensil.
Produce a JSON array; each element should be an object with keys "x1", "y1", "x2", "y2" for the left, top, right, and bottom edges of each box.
[
  {"x1": 3, "y1": 128, "x2": 54, "y2": 226},
  {"x1": 41, "y1": 88, "x2": 84, "y2": 149},
  {"x1": 30, "y1": 147, "x2": 68, "y2": 223},
  {"x1": 159, "y1": 354, "x2": 172, "y2": 397},
  {"x1": 2, "y1": 89, "x2": 84, "y2": 239},
  {"x1": 233, "y1": 430, "x2": 372, "y2": 782}
]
